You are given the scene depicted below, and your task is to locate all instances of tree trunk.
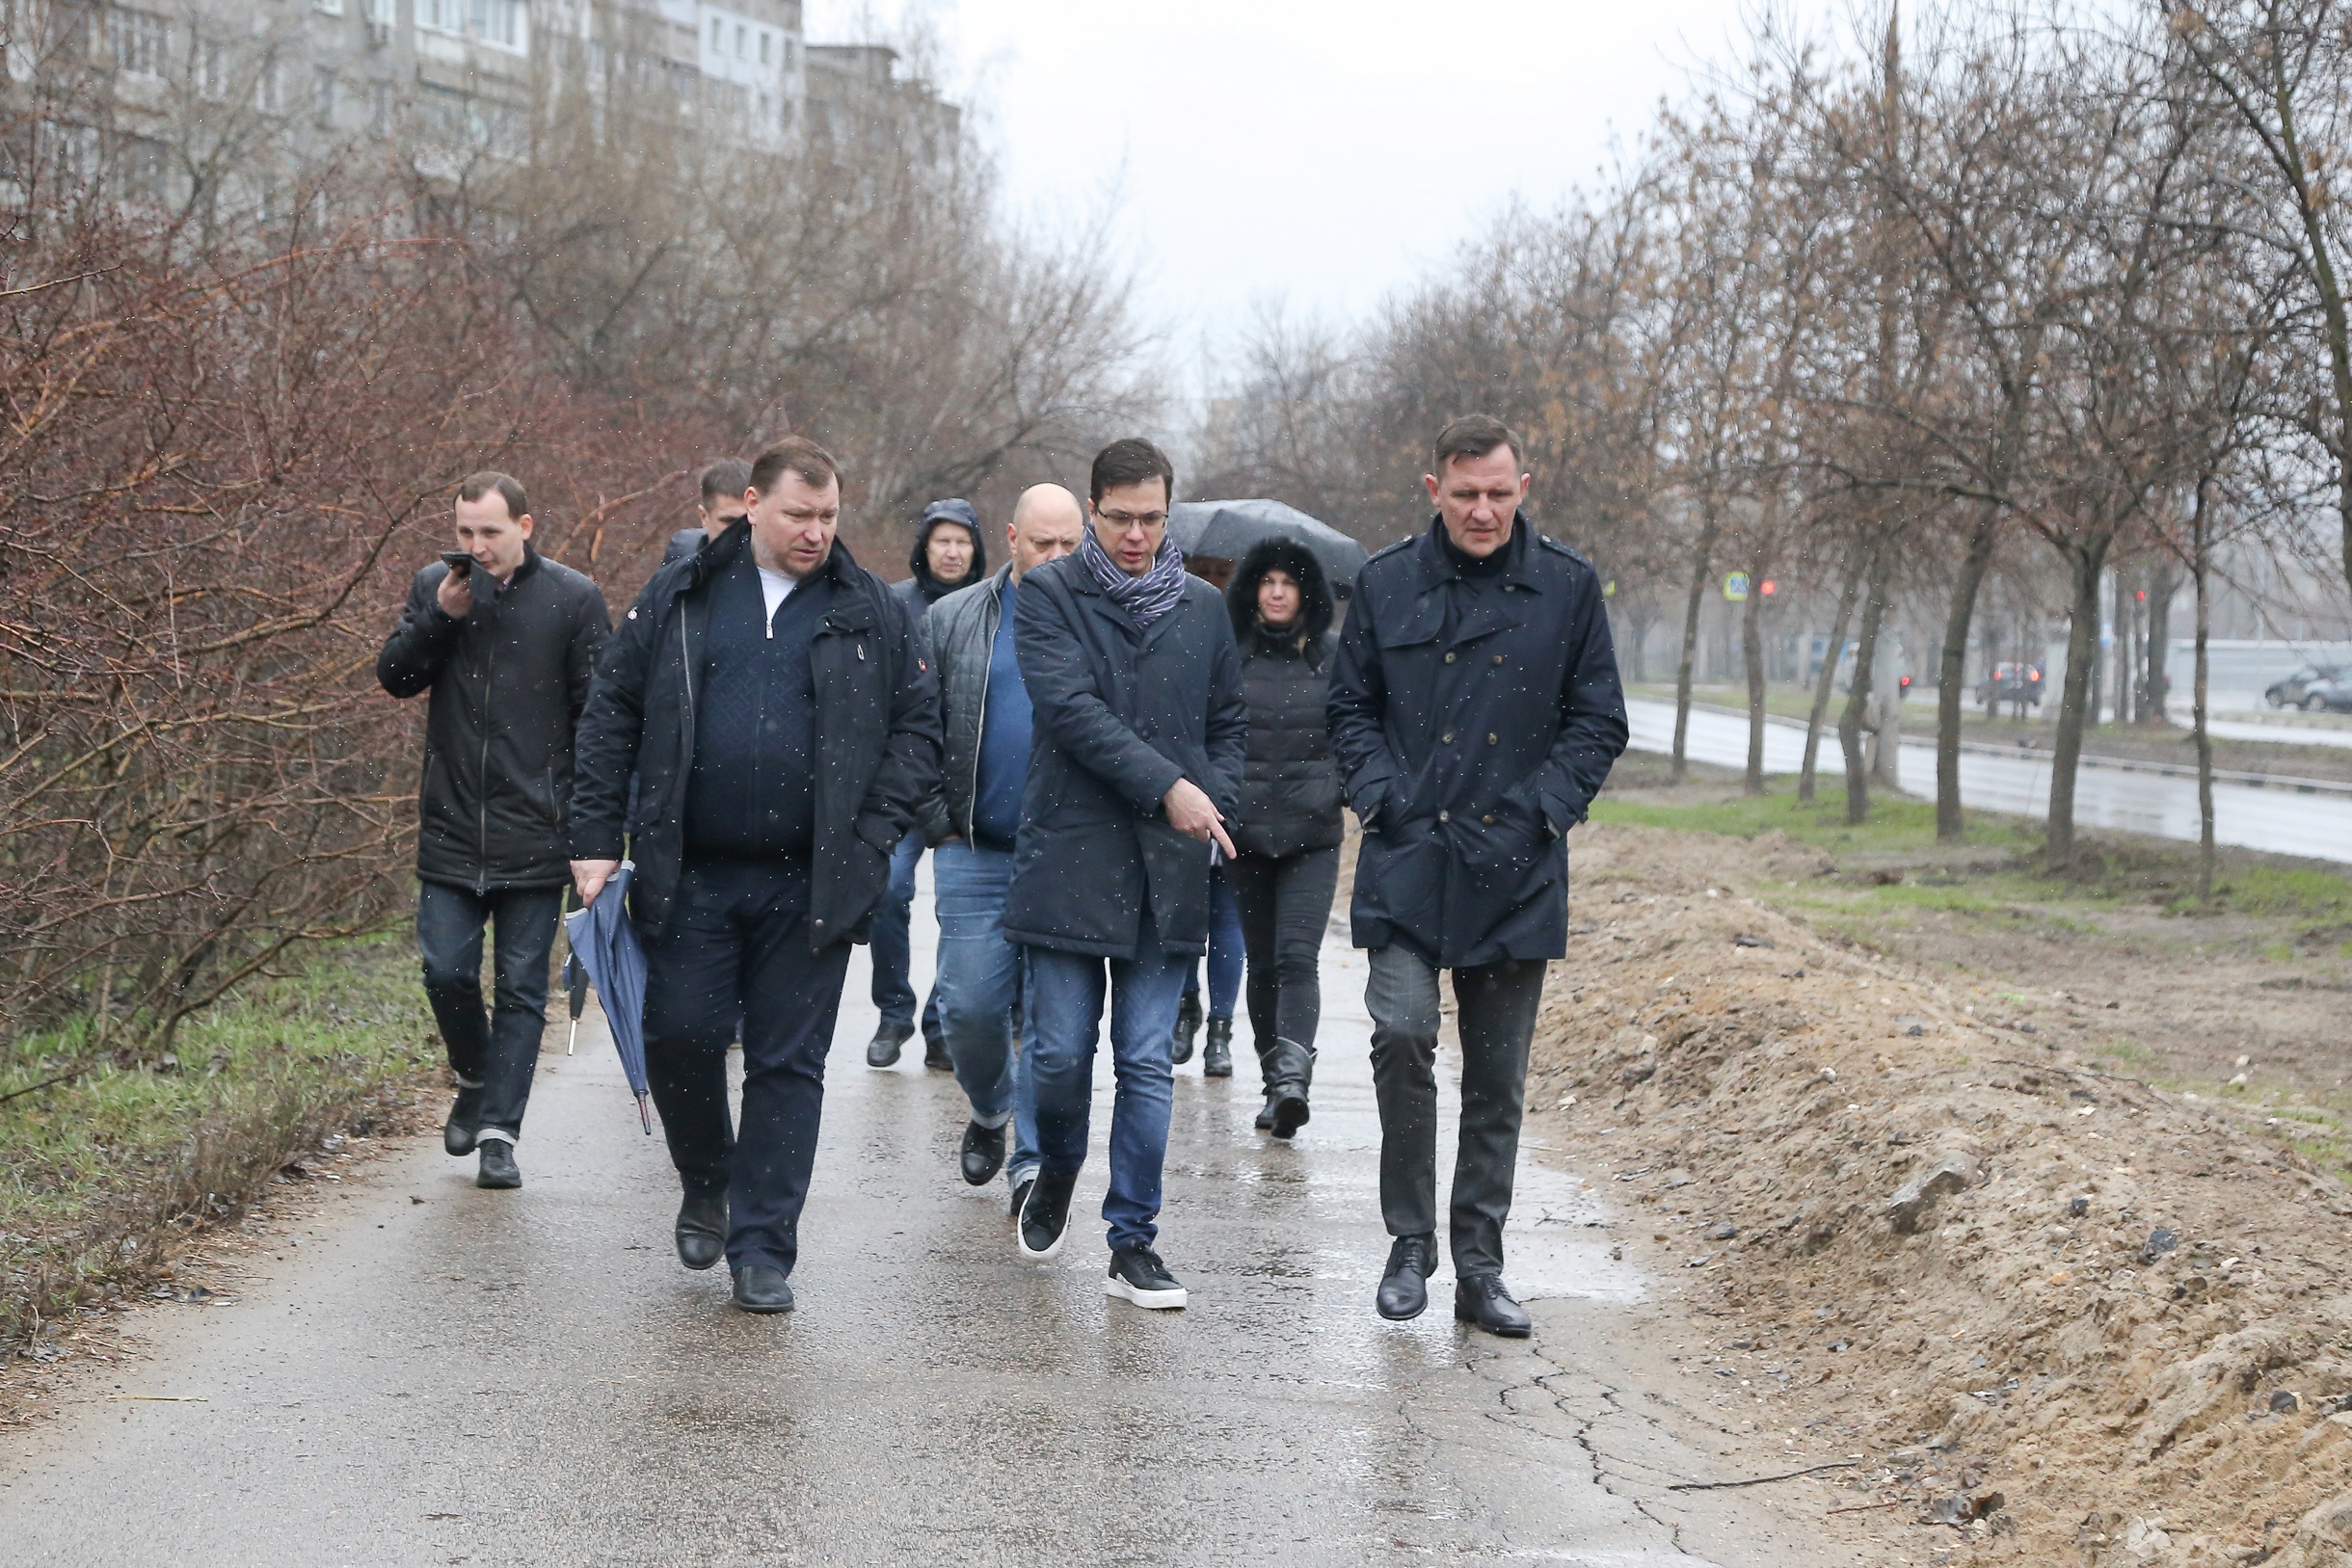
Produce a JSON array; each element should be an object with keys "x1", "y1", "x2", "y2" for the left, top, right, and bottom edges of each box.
[
  {"x1": 2192, "y1": 490, "x2": 2215, "y2": 899},
  {"x1": 1839, "y1": 539, "x2": 1891, "y2": 825},
  {"x1": 1935, "y1": 503, "x2": 2001, "y2": 839},
  {"x1": 2046, "y1": 535, "x2": 2114, "y2": 871},
  {"x1": 1743, "y1": 540, "x2": 1772, "y2": 795},
  {"x1": 1670, "y1": 508, "x2": 1721, "y2": 784},
  {"x1": 2144, "y1": 558, "x2": 2177, "y2": 725},
  {"x1": 1802, "y1": 547, "x2": 1862, "y2": 805}
]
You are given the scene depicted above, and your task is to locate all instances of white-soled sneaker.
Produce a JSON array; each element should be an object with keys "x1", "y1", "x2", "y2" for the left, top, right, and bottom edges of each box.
[{"x1": 1105, "y1": 1245, "x2": 1187, "y2": 1310}]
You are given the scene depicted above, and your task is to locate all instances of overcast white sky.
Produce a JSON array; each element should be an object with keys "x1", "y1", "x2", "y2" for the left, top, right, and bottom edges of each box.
[{"x1": 805, "y1": 0, "x2": 1780, "y2": 347}]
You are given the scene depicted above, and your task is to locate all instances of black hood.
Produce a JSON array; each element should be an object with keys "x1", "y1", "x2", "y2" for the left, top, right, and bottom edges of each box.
[
  {"x1": 907, "y1": 499, "x2": 987, "y2": 604},
  {"x1": 1226, "y1": 537, "x2": 1335, "y2": 657}
]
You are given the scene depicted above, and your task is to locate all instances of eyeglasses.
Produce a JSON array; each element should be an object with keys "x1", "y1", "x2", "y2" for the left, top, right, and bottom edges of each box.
[{"x1": 1096, "y1": 508, "x2": 1168, "y2": 529}]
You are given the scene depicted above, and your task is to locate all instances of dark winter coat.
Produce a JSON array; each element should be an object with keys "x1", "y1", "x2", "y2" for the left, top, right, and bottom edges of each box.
[
  {"x1": 888, "y1": 499, "x2": 988, "y2": 625},
  {"x1": 377, "y1": 546, "x2": 611, "y2": 893},
  {"x1": 660, "y1": 527, "x2": 707, "y2": 568},
  {"x1": 1327, "y1": 515, "x2": 1627, "y2": 969},
  {"x1": 1225, "y1": 539, "x2": 1344, "y2": 861},
  {"x1": 568, "y1": 519, "x2": 941, "y2": 951},
  {"x1": 1001, "y1": 554, "x2": 1247, "y2": 960}
]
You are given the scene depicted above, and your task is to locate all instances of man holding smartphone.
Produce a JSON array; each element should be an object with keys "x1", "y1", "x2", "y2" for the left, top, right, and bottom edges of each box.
[{"x1": 377, "y1": 472, "x2": 611, "y2": 1189}]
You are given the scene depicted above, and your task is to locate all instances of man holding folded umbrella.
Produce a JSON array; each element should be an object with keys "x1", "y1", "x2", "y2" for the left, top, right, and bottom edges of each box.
[{"x1": 569, "y1": 437, "x2": 940, "y2": 1315}]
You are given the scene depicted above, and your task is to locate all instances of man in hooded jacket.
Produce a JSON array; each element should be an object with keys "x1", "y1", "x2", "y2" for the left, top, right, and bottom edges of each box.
[{"x1": 868, "y1": 498, "x2": 988, "y2": 1069}]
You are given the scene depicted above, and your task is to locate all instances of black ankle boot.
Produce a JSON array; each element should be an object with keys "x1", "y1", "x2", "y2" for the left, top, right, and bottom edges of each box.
[
  {"x1": 1266, "y1": 1037, "x2": 1314, "y2": 1139},
  {"x1": 1253, "y1": 1044, "x2": 1278, "y2": 1129},
  {"x1": 1170, "y1": 990, "x2": 1202, "y2": 1066},
  {"x1": 1201, "y1": 1017, "x2": 1234, "y2": 1077}
]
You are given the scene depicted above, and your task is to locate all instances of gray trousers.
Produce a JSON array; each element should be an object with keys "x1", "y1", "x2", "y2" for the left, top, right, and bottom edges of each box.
[{"x1": 1365, "y1": 946, "x2": 1548, "y2": 1278}]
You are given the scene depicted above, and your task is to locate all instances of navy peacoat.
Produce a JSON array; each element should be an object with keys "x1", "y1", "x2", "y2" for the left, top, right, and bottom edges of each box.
[
  {"x1": 1327, "y1": 515, "x2": 1628, "y2": 969},
  {"x1": 1002, "y1": 554, "x2": 1248, "y2": 961}
]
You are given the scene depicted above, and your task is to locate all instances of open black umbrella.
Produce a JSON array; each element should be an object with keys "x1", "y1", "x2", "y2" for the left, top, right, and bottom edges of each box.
[
  {"x1": 1167, "y1": 499, "x2": 1369, "y2": 596},
  {"x1": 562, "y1": 863, "x2": 653, "y2": 1134}
]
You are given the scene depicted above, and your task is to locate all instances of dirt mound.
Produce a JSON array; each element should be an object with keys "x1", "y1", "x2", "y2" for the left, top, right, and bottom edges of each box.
[{"x1": 1532, "y1": 822, "x2": 2352, "y2": 1566}]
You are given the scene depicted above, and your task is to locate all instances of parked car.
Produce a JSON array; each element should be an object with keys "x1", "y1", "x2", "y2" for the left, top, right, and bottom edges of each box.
[
  {"x1": 2264, "y1": 664, "x2": 2349, "y2": 711},
  {"x1": 1979, "y1": 662, "x2": 2044, "y2": 717}
]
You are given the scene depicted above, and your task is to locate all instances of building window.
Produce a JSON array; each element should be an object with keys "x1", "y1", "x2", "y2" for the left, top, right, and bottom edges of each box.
[
  {"x1": 368, "y1": 78, "x2": 392, "y2": 135},
  {"x1": 708, "y1": 15, "x2": 719, "y2": 49},
  {"x1": 758, "y1": 30, "x2": 768, "y2": 65},
  {"x1": 733, "y1": 21, "x2": 744, "y2": 58},
  {"x1": 784, "y1": 37, "x2": 794, "y2": 70},
  {"x1": 368, "y1": 0, "x2": 392, "y2": 24},
  {"x1": 416, "y1": 0, "x2": 459, "y2": 34},
  {"x1": 312, "y1": 66, "x2": 334, "y2": 124},
  {"x1": 255, "y1": 56, "x2": 281, "y2": 113},
  {"x1": 469, "y1": 0, "x2": 520, "y2": 50},
  {"x1": 191, "y1": 34, "x2": 225, "y2": 98},
  {"x1": 106, "y1": 7, "x2": 170, "y2": 78},
  {"x1": 314, "y1": 0, "x2": 343, "y2": 14}
]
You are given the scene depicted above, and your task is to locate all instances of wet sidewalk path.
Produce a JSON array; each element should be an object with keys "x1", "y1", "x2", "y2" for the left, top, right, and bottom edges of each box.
[{"x1": 0, "y1": 871, "x2": 1824, "y2": 1565}]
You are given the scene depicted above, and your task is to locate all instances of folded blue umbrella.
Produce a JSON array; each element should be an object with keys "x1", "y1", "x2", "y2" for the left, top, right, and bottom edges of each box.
[{"x1": 562, "y1": 862, "x2": 653, "y2": 1134}]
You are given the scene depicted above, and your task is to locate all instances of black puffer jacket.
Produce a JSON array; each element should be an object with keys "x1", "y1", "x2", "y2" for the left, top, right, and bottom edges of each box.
[
  {"x1": 376, "y1": 547, "x2": 611, "y2": 892},
  {"x1": 1225, "y1": 539, "x2": 1343, "y2": 860}
]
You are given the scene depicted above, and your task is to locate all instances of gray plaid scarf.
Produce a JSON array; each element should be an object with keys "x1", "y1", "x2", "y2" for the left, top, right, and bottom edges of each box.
[{"x1": 1081, "y1": 527, "x2": 1189, "y2": 630}]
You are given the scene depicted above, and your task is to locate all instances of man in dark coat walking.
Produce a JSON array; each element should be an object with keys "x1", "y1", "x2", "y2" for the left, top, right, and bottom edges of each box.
[
  {"x1": 868, "y1": 496, "x2": 989, "y2": 1071},
  {"x1": 660, "y1": 459, "x2": 752, "y2": 568},
  {"x1": 569, "y1": 438, "x2": 940, "y2": 1316},
  {"x1": 1328, "y1": 414, "x2": 1627, "y2": 1337},
  {"x1": 1003, "y1": 439, "x2": 1246, "y2": 1311},
  {"x1": 377, "y1": 472, "x2": 610, "y2": 1190}
]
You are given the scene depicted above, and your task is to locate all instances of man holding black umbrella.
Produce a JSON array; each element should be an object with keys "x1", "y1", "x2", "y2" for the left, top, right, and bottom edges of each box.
[{"x1": 569, "y1": 437, "x2": 940, "y2": 1315}]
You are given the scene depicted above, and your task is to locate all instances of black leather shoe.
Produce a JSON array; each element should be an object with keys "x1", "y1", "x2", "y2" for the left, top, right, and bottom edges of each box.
[
  {"x1": 475, "y1": 1138, "x2": 521, "y2": 1190},
  {"x1": 1170, "y1": 990, "x2": 1202, "y2": 1066},
  {"x1": 1201, "y1": 1017, "x2": 1234, "y2": 1077},
  {"x1": 866, "y1": 1021, "x2": 913, "y2": 1068},
  {"x1": 923, "y1": 1033, "x2": 952, "y2": 1072},
  {"x1": 731, "y1": 1265, "x2": 794, "y2": 1314},
  {"x1": 442, "y1": 1085, "x2": 484, "y2": 1156},
  {"x1": 1018, "y1": 1168, "x2": 1078, "y2": 1260},
  {"x1": 960, "y1": 1120, "x2": 1007, "y2": 1186},
  {"x1": 1376, "y1": 1234, "x2": 1436, "y2": 1321},
  {"x1": 1008, "y1": 1173, "x2": 1035, "y2": 1222},
  {"x1": 1455, "y1": 1272, "x2": 1532, "y2": 1338},
  {"x1": 674, "y1": 1190, "x2": 727, "y2": 1271}
]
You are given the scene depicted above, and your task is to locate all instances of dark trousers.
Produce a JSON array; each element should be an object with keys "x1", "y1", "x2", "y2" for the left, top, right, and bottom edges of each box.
[
  {"x1": 869, "y1": 831, "x2": 943, "y2": 1047},
  {"x1": 1224, "y1": 846, "x2": 1340, "y2": 1054},
  {"x1": 1364, "y1": 946, "x2": 1547, "y2": 1278},
  {"x1": 415, "y1": 880, "x2": 563, "y2": 1143},
  {"x1": 642, "y1": 858, "x2": 852, "y2": 1276}
]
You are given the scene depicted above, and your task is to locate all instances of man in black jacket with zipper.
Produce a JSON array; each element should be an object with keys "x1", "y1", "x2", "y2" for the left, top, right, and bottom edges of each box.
[
  {"x1": 377, "y1": 472, "x2": 611, "y2": 1190},
  {"x1": 1329, "y1": 415, "x2": 1627, "y2": 1338},
  {"x1": 569, "y1": 438, "x2": 940, "y2": 1316}
]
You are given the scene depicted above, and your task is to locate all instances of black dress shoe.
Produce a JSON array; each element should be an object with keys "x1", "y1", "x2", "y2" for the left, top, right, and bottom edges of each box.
[
  {"x1": 475, "y1": 1138, "x2": 521, "y2": 1189},
  {"x1": 1018, "y1": 1168, "x2": 1078, "y2": 1260},
  {"x1": 1201, "y1": 1017, "x2": 1234, "y2": 1077},
  {"x1": 1376, "y1": 1234, "x2": 1436, "y2": 1321},
  {"x1": 731, "y1": 1265, "x2": 794, "y2": 1314},
  {"x1": 674, "y1": 1190, "x2": 727, "y2": 1271},
  {"x1": 443, "y1": 1085, "x2": 484, "y2": 1156},
  {"x1": 960, "y1": 1120, "x2": 1008, "y2": 1186},
  {"x1": 866, "y1": 1021, "x2": 913, "y2": 1068},
  {"x1": 1455, "y1": 1272, "x2": 1533, "y2": 1338}
]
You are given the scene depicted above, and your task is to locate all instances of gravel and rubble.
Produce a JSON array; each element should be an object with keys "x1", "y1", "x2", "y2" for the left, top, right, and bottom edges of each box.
[{"x1": 1531, "y1": 820, "x2": 2352, "y2": 1567}]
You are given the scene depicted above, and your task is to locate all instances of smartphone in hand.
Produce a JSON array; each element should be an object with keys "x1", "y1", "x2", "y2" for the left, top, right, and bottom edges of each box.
[{"x1": 440, "y1": 550, "x2": 475, "y2": 577}]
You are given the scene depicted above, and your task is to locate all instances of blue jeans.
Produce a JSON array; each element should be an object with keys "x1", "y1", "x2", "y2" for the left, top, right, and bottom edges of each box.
[
  {"x1": 869, "y1": 832, "x2": 942, "y2": 1046},
  {"x1": 1180, "y1": 866, "x2": 1244, "y2": 1018},
  {"x1": 1022, "y1": 915, "x2": 1189, "y2": 1253},
  {"x1": 930, "y1": 841, "x2": 1038, "y2": 1186},
  {"x1": 414, "y1": 880, "x2": 563, "y2": 1144}
]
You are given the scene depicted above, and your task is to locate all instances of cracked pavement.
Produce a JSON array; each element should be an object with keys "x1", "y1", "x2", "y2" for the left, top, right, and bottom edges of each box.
[{"x1": 0, "y1": 876, "x2": 1829, "y2": 1565}]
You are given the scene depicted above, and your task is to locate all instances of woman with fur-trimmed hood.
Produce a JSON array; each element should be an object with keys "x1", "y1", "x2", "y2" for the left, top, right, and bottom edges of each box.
[{"x1": 1221, "y1": 537, "x2": 1346, "y2": 1137}]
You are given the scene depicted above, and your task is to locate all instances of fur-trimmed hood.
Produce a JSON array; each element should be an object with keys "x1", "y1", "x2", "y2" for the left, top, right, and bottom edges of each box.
[{"x1": 1224, "y1": 537, "x2": 1335, "y2": 658}]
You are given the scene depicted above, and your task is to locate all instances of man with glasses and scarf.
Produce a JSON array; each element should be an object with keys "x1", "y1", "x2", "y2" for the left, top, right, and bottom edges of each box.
[{"x1": 1002, "y1": 439, "x2": 1246, "y2": 1311}]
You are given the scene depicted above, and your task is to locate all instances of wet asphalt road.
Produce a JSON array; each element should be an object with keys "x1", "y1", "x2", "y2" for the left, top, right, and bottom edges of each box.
[
  {"x1": 0, "y1": 874, "x2": 1808, "y2": 1566},
  {"x1": 1627, "y1": 697, "x2": 2352, "y2": 864}
]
